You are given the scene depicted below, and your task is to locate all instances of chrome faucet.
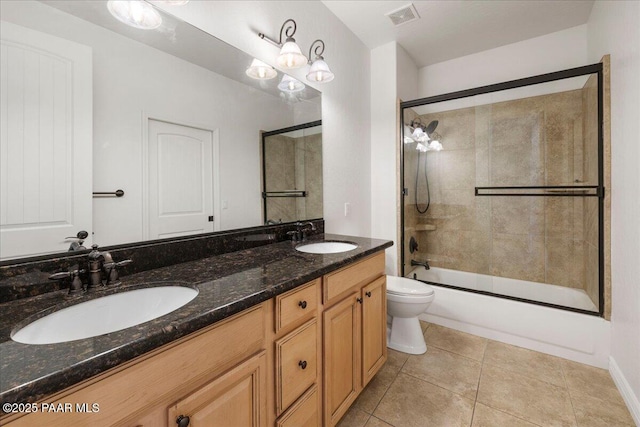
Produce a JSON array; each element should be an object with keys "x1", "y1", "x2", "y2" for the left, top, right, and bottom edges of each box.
[{"x1": 410, "y1": 259, "x2": 431, "y2": 270}]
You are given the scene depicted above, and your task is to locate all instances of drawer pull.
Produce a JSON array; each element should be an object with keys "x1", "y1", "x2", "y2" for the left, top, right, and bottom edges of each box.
[
  {"x1": 176, "y1": 415, "x2": 190, "y2": 427},
  {"x1": 299, "y1": 360, "x2": 308, "y2": 369},
  {"x1": 357, "y1": 297, "x2": 363, "y2": 304},
  {"x1": 298, "y1": 300, "x2": 308, "y2": 309},
  {"x1": 365, "y1": 291, "x2": 372, "y2": 298}
]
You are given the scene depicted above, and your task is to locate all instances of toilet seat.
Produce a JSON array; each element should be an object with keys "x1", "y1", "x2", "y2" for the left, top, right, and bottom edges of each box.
[{"x1": 387, "y1": 276, "x2": 434, "y2": 296}]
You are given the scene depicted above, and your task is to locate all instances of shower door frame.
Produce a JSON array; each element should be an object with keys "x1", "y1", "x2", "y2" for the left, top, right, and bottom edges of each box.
[{"x1": 399, "y1": 63, "x2": 605, "y2": 317}]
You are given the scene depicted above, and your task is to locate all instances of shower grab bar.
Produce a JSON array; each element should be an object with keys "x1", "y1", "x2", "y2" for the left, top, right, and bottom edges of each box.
[
  {"x1": 475, "y1": 186, "x2": 602, "y2": 197},
  {"x1": 262, "y1": 190, "x2": 307, "y2": 198}
]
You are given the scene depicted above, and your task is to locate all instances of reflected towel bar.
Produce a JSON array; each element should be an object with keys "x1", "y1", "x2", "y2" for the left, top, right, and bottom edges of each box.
[
  {"x1": 262, "y1": 191, "x2": 307, "y2": 198},
  {"x1": 93, "y1": 189, "x2": 125, "y2": 198}
]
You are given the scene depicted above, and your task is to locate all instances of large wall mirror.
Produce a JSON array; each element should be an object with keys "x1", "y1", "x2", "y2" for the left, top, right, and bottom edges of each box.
[{"x1": 0, "y1": 0, "x2": 322, "y2": 261}]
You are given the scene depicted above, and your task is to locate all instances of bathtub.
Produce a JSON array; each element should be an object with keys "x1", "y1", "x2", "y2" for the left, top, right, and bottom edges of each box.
[
  {"x1": 408, "y1": 266, "x2": 611, "y2": 368},
  {"x1": 411, "y1": 266, "x2": 597, "y2": 312}
]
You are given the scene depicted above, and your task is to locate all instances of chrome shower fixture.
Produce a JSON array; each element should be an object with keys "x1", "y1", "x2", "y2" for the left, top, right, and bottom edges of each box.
[{"x1": 405, "y1": 119, "x2": 442, "y2": 151}]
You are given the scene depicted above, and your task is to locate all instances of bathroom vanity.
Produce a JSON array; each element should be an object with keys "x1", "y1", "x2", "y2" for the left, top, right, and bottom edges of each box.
[{"x1": 0, "y1": 233, "x2": 392, "y2": 427}]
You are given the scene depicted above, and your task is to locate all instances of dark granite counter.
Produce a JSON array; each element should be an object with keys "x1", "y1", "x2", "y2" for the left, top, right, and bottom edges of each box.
[{"x1": 0, "y1": 234, "x2": 392, "y2": 406}]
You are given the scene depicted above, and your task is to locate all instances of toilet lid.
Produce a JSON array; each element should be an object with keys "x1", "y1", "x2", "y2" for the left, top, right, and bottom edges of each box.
[{"x1": 386, "y1": 276, "x2": 434, "y2": 296}]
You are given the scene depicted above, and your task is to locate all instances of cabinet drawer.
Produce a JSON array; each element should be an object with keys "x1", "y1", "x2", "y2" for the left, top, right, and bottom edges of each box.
[
  {"x1": 276, "y1": 385, "x2": 320, "y2": 427},
  {"x1": 275, "y1": 279, "x2": 319, "y2": 333},
  {"x1": 276, "y1": 319, "x2": 318, "y2": 414},
  {"x1": 324, "y1": 252, "x2": 385, "y2": 304}
]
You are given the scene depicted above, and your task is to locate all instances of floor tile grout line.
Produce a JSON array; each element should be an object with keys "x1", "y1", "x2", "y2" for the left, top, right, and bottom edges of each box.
[
  {"x1": 423, "y1": 341, "x2": 486, "y2": 363},
  {"x1": 368, "y1": 354, "x2": 409, "y2": 421},
  {"x1": 399, "y1": 370, "x2": 477, "y2": 403},
  {"x1": 477, "y1": 401, "x2": 547, "y2": 427},
  {"x1": 481, "y1": 359, "x2": 568, "y2": 389}
]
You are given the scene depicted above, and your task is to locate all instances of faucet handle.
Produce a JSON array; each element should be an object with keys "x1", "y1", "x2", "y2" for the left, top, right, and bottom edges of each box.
[
  {"x1": 103, "y1": 258, "x2": 132, "y2": 286},
  {"x1": 286, "y1": 230, "x2": 300, "y2": 242},
  {"x1": 49, "y1": 266, "x2": 86, "y2": 295}
]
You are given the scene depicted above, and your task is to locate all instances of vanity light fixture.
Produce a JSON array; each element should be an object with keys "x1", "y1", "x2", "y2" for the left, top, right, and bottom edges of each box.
[
  {"x1": 246, "y1": 58, "x2": 277, "y2": 80},
  {"x1": 259, "y1": 19, "x2": 307, "y2": 69},
  {"x1": 306, "y1": 40, "x2": 334, "y2": 83},
  {"x1": 278, "y1": 75, "x2": 305, "y2": 93},
  {"x1": 107, "y1": 0, "x2": 162, "y2": 30}
]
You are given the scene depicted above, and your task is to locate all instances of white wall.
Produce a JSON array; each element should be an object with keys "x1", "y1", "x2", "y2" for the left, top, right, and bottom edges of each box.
[
  {"x1": 370, "y1": 43, "x2": 418, "y2": 274},
  {"x1": 158, "y1": 1, "x2": 372, "y2": 237},
  {"x1": 587, "y1": 1, "x2": 640, "y2": 423},
  {"x1": 418, "y1": 25, "x2": 588, "y2": 97},
  {"x1": 1, "y1": 1, "x2": 295, "y2": 246}
]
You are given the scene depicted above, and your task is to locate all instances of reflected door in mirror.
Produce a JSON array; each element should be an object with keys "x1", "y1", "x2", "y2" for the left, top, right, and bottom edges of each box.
[
  {"x1": 147, "y1": 119, "x2": 218, "y2": 239},
  {"x1": 0, "y1": 22, "x2": 93, "y2": 260}
]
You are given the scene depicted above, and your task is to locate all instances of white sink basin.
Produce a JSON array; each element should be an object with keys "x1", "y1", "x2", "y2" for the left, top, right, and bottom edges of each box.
[
  {"x1": 295, "y1": 241, "x2": 358, "y2": 254},
  {"x1": 11, "y1": 286, "x2": 198, "y2": 345}
]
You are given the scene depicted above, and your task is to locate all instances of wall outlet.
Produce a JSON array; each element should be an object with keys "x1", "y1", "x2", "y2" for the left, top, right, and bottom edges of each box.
[{"x1": 344, "y1": 202, "x2": 350, "y2": 217}]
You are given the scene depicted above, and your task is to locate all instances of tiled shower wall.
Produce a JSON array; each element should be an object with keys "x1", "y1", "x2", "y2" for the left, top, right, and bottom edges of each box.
[
  {"x1": 404, "y1": 83, "x2": 599, "y2": 307},
  {"x1": 264, "y1": 134, "x2": 323, "y2": 223}
]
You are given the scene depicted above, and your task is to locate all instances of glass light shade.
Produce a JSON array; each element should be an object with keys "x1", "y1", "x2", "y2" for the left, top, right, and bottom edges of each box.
[
  {"x1": 278, "y1": 75, "x2": 305, "y2": 93},
  {"x1": 416, "y1": 142, "x2": 429, "y2": 152},
  {"x1": 411, "y1": 128, "x2": 430, "y2": 143},
  {"x1": 403, "y1": 126, "x2": 415, "y2": 144},
  {"x1": 276, "y1": 40, "x2": 308, "y2": 69},
  {"x1": 306, "y1": 57, "x2": 335, "y2": 83},
  {"x1": 107, "y1": 0, "x2": 162, "y2": 30},
  {"x1": 246, "y1": 59, "x2": 277, "y2": 80},
  {"x1": 428, "y1": 140, "x2": 443, "y2": 151}
]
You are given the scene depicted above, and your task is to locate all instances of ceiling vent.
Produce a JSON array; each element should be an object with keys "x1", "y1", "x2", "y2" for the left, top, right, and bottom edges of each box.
[{"x1": 385, "y1": 3, "x2": 420, "y2": 27}]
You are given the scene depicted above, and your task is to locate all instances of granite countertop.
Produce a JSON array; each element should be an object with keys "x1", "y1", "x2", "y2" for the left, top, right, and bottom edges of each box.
[{"x1": 0, "y1": 234, "x2": 392, "y2": 405}]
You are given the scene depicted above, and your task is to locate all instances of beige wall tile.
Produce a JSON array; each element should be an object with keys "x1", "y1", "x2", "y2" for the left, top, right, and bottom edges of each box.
[
  {"x1": 546, "y1": 238, "x2": 585, "y2": 288},
  {"x1": 491, "y1": 197, "x2": 544, "y2": 236},
  {"x1": 491, "y1": 233, "x2": 545, "y2": 283}
]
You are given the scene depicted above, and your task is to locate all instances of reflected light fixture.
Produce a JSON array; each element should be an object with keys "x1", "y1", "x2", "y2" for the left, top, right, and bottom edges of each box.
[
  {"x1": 306, "y1": 40, "x2": 334, "y2": 83},
  {"x1": 153, "y1": 0, "x2": 189, "y2": 4},
  {"x1": 259, "y1": 19, "x2": 307, "y2": 69},
  {"x1": 405, "y1": 119, "x2": 443, "y2": 151},
  {"x1": 278, "y1": 75, "x2": 305, "y2": 93},
  {"x1": 246, "y1": 59, "x2": 277, "y2": 80},
  {"x1": 107, "y1": 0, "x2": 162, "y2": 30}
]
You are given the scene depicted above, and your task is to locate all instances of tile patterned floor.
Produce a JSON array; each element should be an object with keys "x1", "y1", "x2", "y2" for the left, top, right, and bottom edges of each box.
[{"x1": 337, "y1": 322, "x2": 635, "y2": 427}]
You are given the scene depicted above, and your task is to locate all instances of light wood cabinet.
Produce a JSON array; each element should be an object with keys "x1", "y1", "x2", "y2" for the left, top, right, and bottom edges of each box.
[
  {"x1": 275, "y1": 385, "x2": 321, "y2": 427},
  {"x1": 322, "y1": 253, "x2": 387, "y2": 426},
  {"x1": 168, "y1": 351, "x2": 267, "y2": 427},
  {"x1": 361, "y1": 276, "x2": 387, "y2": 387},
  {"x1": 323, "y1": 293, "x2": 361, "y2": 426}
]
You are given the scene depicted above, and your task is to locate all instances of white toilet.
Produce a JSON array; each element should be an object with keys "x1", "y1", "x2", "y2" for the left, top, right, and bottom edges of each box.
[{"x1": 386, "y1": 276, "x2": 435, "y2": 354}]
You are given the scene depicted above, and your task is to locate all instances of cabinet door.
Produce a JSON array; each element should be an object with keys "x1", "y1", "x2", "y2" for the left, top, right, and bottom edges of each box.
[
  {"x1": 361, "y1": 276, "x2": 387, "y2": 387},
  {"x1": 323, "y1": 293, "x2": 360, "y2": 426},
  {"x1": 168, "y1": 351, "x2": 267, "y2": 427}
]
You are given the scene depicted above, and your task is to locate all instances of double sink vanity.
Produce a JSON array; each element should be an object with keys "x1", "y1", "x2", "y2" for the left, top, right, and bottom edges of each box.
[{"x1": 0, "y1": 223, "x2": 392, "y2": 426}]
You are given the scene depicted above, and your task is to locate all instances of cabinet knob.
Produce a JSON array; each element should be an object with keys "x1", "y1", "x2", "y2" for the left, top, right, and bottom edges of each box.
[
  {"x1": 298, "y1": 360, "x2": 307, "y2": 369},
  {"x1": 356, "y1": 297, "x2": 363, "y2": 304},
  {"x1": 298, "y1": 300, "x2": 307, "y2": 309},
  {"x1": 176, "y1": 415, "x2": 190, "y2": 427},
  {"x1": 365, "y1": 291, "x2": 372, "y2": 298}
]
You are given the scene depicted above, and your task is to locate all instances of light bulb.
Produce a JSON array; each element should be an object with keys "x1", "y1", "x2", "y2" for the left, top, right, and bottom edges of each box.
[{"x1": 107, "y1": 0, "x2": 162, "y2": 30}]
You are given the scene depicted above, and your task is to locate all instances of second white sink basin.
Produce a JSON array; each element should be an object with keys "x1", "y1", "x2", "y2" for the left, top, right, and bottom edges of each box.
[
  {"x1": 11, "y1": 285, "x2": 198, "y2": 345},
  {"x1": 296, "y1": 241, "x2": 358, "y2": 254}
]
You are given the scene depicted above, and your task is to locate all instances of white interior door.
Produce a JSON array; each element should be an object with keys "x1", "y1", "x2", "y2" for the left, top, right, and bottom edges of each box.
[
  {"x1": 148, "y1": 119, "x2": 216, "y2": 239},
  {"x1": 0, "y1": 22, "x2": 92, "y2": 260}
]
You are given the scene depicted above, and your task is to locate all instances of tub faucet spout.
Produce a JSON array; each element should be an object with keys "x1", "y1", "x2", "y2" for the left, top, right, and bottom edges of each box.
[{"x1": 411, "y1": 259, "x2": 430, "y2": 270}]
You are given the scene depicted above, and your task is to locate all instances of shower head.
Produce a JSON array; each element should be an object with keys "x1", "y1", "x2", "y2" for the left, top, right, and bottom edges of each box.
[{"x1": 425, "y1": 120, "x2": 438, "y2": 135}]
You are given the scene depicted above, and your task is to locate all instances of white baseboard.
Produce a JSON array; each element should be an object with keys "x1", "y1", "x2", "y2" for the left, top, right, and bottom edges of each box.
[{"x1": 609, "y1": 356, "x2": 640, "y2": 426}]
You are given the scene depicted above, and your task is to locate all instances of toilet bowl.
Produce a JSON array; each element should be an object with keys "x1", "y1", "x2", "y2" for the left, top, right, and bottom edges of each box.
[{"x1": 386, "y1": 276, "x2": 435, "y2": 354}]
